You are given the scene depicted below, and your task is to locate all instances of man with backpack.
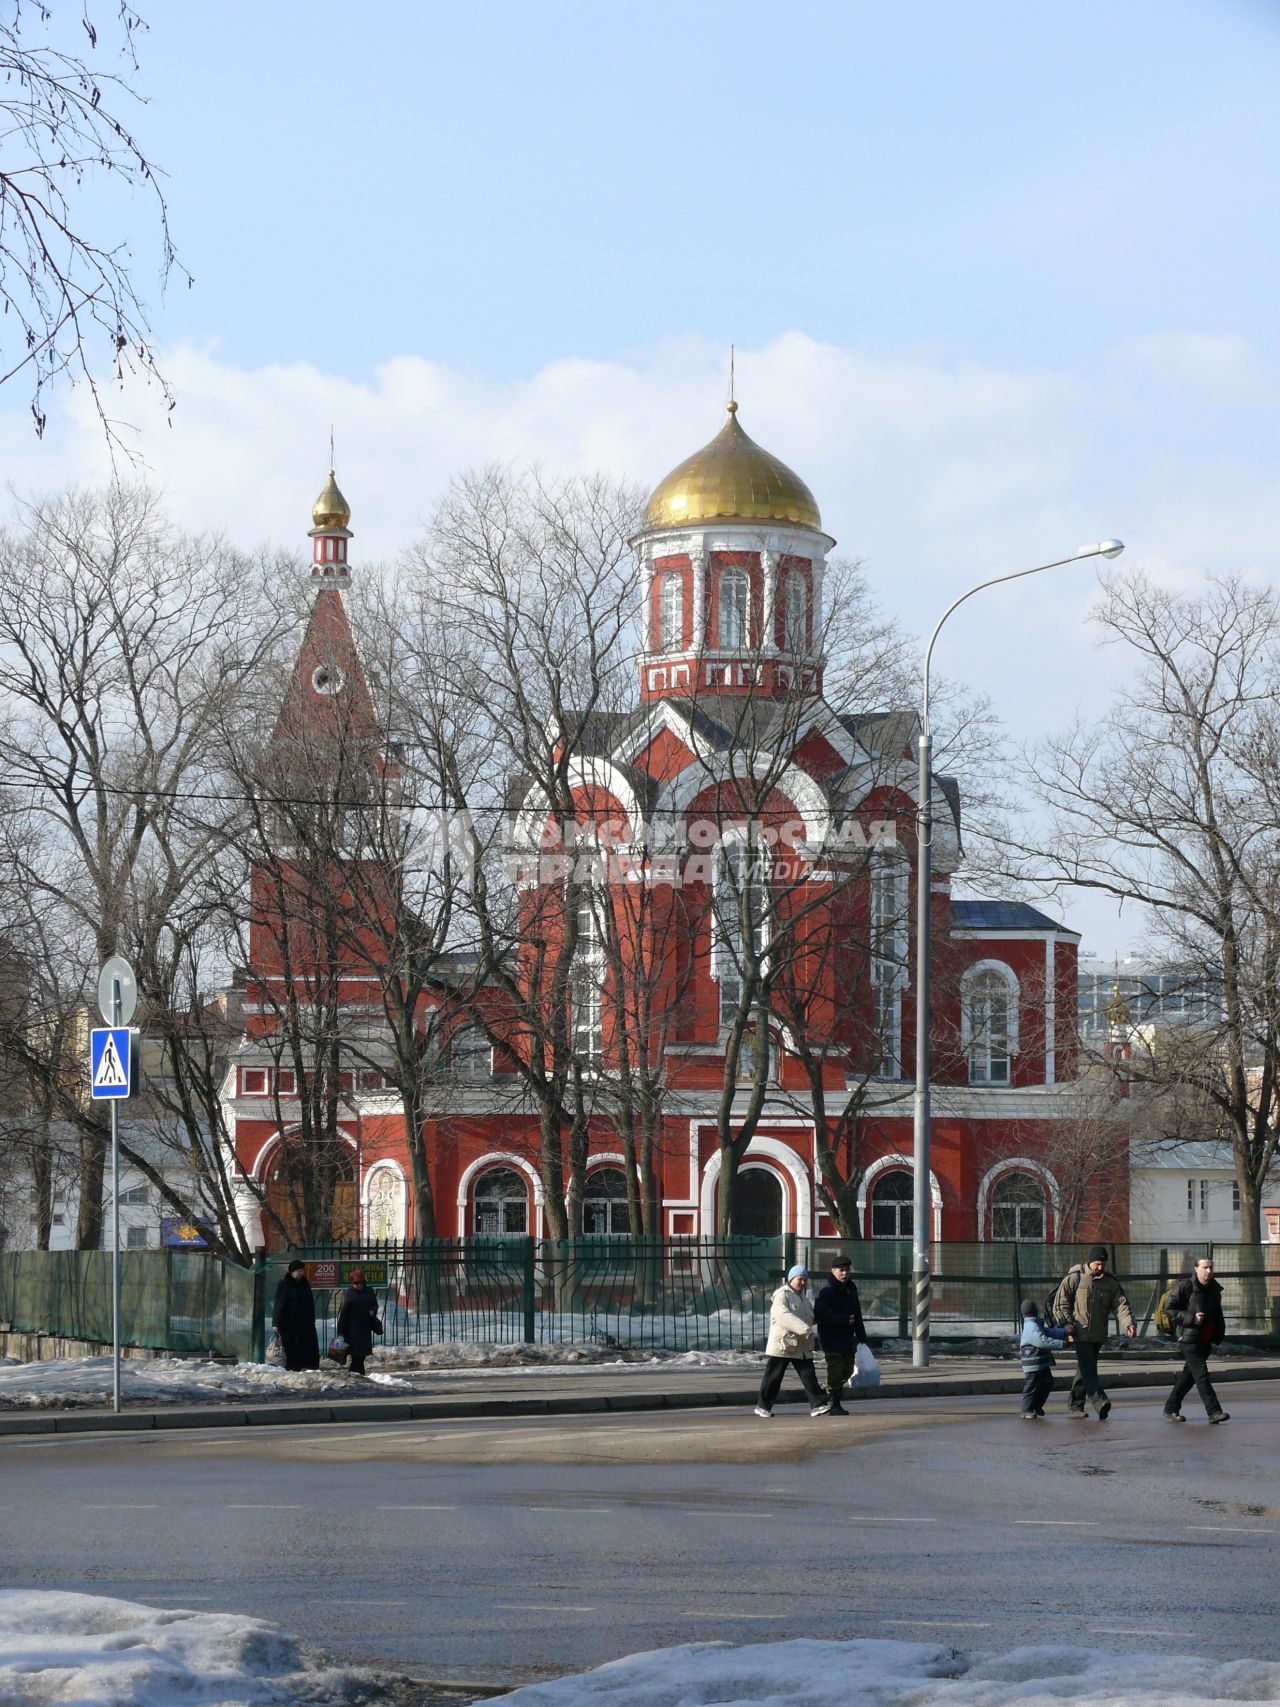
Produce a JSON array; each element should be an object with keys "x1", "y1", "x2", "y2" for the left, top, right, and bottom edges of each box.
[
  {"x1": 1162, "y1": 1255, "x2": 1229, "y2": 1424},
  {"x1": 1049, "y1": 1244, "x2": 1135, "y2": 1420}
]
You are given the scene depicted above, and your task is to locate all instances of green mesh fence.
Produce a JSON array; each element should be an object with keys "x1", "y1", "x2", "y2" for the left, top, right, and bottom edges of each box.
[{"x1": 0, "y1": 1249, "x2": 257, "y2": 1358}]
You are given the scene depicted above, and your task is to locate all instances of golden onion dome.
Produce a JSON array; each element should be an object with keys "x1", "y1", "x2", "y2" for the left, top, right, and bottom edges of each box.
[
  {"x1": 644, "y1": 401, "x2": 822, "y2": 532},
  {"x1": 311, "y1": 468, "x2": 351, "y2": 531},
  {"x1": 1105, "y1": 984, "x2": 1132, "y2": 1026}
]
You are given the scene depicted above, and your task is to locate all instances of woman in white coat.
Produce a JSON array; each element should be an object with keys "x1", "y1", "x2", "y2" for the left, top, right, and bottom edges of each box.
[{"x1": 755, "y1": 1264, "x2": 833, "y2": 1418}]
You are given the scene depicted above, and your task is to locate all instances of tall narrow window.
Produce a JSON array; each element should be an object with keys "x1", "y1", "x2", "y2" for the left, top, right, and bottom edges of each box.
[
  {"x1": 714, "y1": 841, "x2": 766, "y2": 1029},
  {"x1": 783, "y1": 571, "x2": 807, "y2": 654},
  {"x1": 964, "y1": 966, "x2": 1016, "y2": 1085},
  {"x1": 571, "y1": 888, "x2": 604, "y2": 1067},
  {"x1": 870, "y1": 857, "x2": 908, "y2": 1077},
  {"x1": 718, "y1": 566, "x2": 748, "y2": 649},
  {"x1": 659, "y1": 571, "x2": 683, "y2": 652}
]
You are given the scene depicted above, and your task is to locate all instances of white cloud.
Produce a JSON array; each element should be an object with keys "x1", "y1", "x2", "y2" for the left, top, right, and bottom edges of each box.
[{"x1": 3, "y1": 329, "x2": 1275, "y2": 957}]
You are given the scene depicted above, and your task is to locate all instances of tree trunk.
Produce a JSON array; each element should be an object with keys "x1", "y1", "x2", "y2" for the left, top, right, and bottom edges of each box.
[{"x1": 75, "y1": 1122, "x2": 108, "y2": 1248}]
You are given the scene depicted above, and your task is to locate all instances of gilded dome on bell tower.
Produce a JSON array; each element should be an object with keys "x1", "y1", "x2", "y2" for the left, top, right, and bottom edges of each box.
[
  {"x1": 644, "y1": 402, "x2": 822, "y2": 532},
  {"x1": 311, "y1": 469, "x2": 351, "y2": 532}
]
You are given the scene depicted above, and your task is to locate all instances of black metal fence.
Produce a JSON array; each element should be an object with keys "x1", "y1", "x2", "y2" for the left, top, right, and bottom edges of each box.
[{"x1": 272, "y1": 1236, "x2": 1280, "y2": 1353}]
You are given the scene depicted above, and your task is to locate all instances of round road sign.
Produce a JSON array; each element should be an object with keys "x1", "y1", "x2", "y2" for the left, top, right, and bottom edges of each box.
[{"x1": 97, "y1": 955, "x2": 137, "y2": 1026}]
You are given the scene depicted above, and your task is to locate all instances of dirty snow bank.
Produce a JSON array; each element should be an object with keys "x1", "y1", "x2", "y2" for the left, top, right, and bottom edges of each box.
[
  {"x1": 0, "y1": 1589, "x2": 407, "y2": 1704},
  {"x1": 492, "y1": 1637, "x2": 1280, "y2": 1707}
]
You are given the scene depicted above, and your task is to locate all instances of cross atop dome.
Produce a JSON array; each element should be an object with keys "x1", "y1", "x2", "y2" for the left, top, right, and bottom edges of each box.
[{"x1": 309, "y1": 466, "x2": 353, "y2": 582}]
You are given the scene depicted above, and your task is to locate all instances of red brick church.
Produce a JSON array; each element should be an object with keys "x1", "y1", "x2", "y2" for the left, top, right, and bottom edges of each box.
[{"x1": 228, "y1": 404, "x2": 1126, "y2": 1252}]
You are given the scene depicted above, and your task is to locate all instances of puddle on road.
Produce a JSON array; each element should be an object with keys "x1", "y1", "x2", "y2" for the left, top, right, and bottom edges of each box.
[{"x1": 1195, "y1": 1498, "x2": 1279, "y2": 1517}]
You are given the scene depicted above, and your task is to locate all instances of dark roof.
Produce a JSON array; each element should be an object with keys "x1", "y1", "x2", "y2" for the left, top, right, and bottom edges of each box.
[{"x1": 951, "y1": 899, "x2": 1069, "y2": 933}]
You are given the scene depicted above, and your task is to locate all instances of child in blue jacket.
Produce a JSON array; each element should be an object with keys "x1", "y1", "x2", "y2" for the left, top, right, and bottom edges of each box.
[{"x1": 1019, "y1": 1297, "x2": 1069, "y2": 1419}]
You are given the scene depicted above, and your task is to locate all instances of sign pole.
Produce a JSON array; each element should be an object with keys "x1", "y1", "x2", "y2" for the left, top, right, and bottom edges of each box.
[
  {"x1": 92, "y1": 955, "x2": 136, "y2": 1419},
  {"x1": 111, "y1": 976, "x2": 122, "y2": 1415}
]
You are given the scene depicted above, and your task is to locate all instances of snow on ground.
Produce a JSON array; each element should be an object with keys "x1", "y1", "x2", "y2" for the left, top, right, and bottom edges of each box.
[
  {"x1": 0, "y1": 1590, "x2": 402, "y2": 1705},
  {"x1": 0, "y1": 1355, "x2": 415, "y2": 1409},
  {"x1": 492, "y1": 1638, "x2": 1280, "y2": 1707},
  {"x1": 0, "y1": 1345, "x2": 772, "y2": 1408}
]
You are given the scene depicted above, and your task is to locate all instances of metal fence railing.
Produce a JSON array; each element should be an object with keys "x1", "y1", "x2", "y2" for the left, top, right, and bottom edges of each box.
[
  {"x1": 4, "y1": 1239, "x2": 1277, "y2": 1360},
  {"x1": 0, "y1": 1249, "x2": 258, "y2": 1359},
  {"x1": 276, "y1": 1236, "x2": 1280, "y2": 1354}
]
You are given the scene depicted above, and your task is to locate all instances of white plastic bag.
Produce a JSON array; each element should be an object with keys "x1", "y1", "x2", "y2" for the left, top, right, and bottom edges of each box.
[
  {"x1": 852, "y1": 1343, "x2": 880, "y2": 1388},
  {"x1": 265, "y1": 1330, "x2": 284, "y2": 1368}
]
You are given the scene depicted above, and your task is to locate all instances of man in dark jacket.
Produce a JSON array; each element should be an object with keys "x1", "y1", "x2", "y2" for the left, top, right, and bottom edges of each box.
[
  {"x1": 334, "y1": 1267, "x2": 383, "y2": 1376},
  {"x1": 271, "y1": 1259, "x2": 319, "y2": 1371},
  {"x1": 813, "y1": 1254, "x2": 867, "y2": 1415},
  {"x1": 1164, "y1": 1255, "x2": 1229, "y2": 1424}
]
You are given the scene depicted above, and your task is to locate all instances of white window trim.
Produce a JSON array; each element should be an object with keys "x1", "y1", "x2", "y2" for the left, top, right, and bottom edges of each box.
[{"x1": 457, "y1": 1153, "x2": 543, "y2": 1238}]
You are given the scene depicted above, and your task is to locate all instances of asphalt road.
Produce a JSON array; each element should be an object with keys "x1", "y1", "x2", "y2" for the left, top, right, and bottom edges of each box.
[{"x1": 2, "y1": 1382, "x2": 1278, "y2": 1692}]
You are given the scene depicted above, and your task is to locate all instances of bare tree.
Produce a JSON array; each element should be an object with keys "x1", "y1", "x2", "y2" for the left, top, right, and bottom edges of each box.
[
  {"x1": 0, "y1": 484, "x2": 288, "y2": 1247},
  {"x1": 407, "y1": 466, "x2": 642, "y2": 1242},
  {"x1": 0, "y1": 4, "x2": 188, "y2": 448},
  {"x1": 1013, "y1": 570, "x2": 1280, "y2": 1242}
]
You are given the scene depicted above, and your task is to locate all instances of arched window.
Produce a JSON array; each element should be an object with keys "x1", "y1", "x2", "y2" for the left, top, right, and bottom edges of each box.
[
  {"x1": 583, "y1": 1166, "x2": 631, "y2": 1235},
  {"x1": 990, "y1": 1171, "x2": 1046, "y2": 1242},
  {"x1": 659, "y1": 572, "x2": 684, "y2": 652},
  {"x1": 474, "y1": 1166, "x2": 529, "y2": 1236},
  {"x1": 718, "y1": 566, "x2": 749, "y2": 649},
  {"x1": 964, "y1": 965, "x2": 1017, "y2": 1085},
  {"x1": 731, "y1": 1167, "x2": 784, "y2": 1238},
  {"x1": 871, "y1": 1168, "x2": 913, "y2": 1239},
  {"x1": 783, "y1": 571, "x2": 807, "y2": 654}
]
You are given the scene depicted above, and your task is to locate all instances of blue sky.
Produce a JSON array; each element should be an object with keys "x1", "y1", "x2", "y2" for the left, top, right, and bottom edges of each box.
[{"x1": 6, "y1": 0, "x2": 1280, "y2": 955}]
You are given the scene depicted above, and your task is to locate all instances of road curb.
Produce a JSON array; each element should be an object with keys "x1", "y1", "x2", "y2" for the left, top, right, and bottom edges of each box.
[{"x1": 0, "y1": 1359, "x2": 1277, "y2": 1439}]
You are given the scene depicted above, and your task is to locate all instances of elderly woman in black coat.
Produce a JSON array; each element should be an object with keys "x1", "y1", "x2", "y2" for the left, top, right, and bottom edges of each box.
[
  {"x1": 334, "y1": 1267, "x2": 383, "y2": 1375},
  {"x1": 271, "y1": 1259, "x2": 320, "y2": 1371}
]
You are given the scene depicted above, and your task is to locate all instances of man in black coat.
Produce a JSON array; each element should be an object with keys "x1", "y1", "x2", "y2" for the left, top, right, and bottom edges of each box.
[
  {"x1": 271, "y1": 1259, "x2": 320, "y2": 1371},
  {"x1": 813, "y1": 1254, "x2": 867, "y2": 1415},
  {"x1": 1164, "y1": 1255, "x2": 1229, "y2": 1424},
  {"x1": 334, "y1": 1267, "x2": 383, "y2": 1376}
]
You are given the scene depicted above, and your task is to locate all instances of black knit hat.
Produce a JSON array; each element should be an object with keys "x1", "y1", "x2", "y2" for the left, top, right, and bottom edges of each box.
[
  {"x1": 1021, "y1": 1298, "x2": 1039, "y2": 1316},
  {"x1": 1087, "y1": 1244, "x2": 1108, "y2": 1264},
  {"x1": 830, "y1": 1253, "x2": 852, "y2": 1269},
  {"x1": 287, "y1": 1258, "x2": 306, "y2": 1274}
]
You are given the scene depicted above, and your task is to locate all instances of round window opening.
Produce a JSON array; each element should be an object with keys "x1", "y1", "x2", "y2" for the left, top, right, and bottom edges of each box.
[{"x1": 312, "y1": 665, "x2": 346, "y2": 695}]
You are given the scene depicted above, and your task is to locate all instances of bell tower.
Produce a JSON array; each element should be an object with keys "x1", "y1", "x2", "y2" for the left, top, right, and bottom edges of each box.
[{"x1": 633, "y1": 400, "x2": 836, "y2": 703}]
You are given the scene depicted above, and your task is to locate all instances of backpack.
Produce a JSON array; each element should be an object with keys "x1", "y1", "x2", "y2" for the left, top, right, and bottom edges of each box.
[{"x1": 1153, "y1": 1282, "x2": 1180, "y2": 1340}]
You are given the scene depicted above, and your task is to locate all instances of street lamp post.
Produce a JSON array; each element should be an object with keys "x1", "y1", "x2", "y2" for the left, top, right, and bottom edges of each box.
[{"x1": 909, "y1": 539, "x2": 1124, "y2": 1369}]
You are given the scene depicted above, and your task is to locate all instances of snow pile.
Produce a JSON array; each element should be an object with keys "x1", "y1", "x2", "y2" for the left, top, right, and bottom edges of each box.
[
  {"x1": 0, "y1": 1590, "x2": 399, "y2": 1704},
  {"x1": 0, "y1": 1355, "x2": 413, "y2": 1410},
  {"x1": 373, "y1": 1342, "x2": 764, "y2": 1373},
  {"x1": 493, "y1": 1638, "x2": 1280, "y2": 1707}
]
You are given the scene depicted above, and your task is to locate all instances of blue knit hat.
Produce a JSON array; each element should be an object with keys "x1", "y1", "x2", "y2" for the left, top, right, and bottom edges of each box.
[{"x1": 787, "y1": 1264, "x2": 808, "y2": 1281}]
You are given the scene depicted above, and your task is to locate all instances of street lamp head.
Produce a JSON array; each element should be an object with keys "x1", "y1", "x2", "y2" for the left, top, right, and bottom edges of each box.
[{"x1": 1076, "y1": 539, "x2": 1125, "y2": 561}]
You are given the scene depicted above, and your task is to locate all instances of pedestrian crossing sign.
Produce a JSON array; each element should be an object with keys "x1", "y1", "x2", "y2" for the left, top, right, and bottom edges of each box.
[{"x1": 90, "y1": 1027, "x2": 133, "y2": 1099}]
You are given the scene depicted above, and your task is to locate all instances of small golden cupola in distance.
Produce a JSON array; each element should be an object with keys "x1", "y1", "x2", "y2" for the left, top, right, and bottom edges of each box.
[{"x1": 309, "y1": 467, "x2": 353, "y2": 581}]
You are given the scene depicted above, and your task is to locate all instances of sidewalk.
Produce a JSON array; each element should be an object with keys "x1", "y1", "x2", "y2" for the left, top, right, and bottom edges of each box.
[{"x1": 2, "y1": 1352, "x2": 1278, "y2": 1438}]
